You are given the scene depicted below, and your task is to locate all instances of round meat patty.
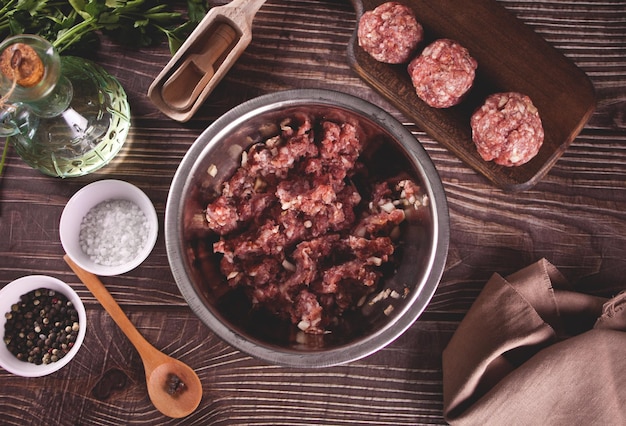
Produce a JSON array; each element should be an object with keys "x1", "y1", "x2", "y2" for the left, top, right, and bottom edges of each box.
[
  {"x1": 358, "y1": 2, "x2": 423, "y2": 64},
  {"x1": 471, "y1": 92, "x2": 544, "y2": 167},
  {"x1": 407, "y1": 38, "x2": 477, "y2": 108}
]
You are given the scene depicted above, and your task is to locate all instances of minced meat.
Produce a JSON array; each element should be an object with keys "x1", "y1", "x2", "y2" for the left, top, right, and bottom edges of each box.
[{"x1": 204, "y1": 114, "x2": 424, "y2": 334}]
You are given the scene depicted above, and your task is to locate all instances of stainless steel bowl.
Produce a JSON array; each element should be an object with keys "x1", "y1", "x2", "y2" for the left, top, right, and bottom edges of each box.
[{"x1": 166, "y1": 89, "x2": 449, "y2": 367}]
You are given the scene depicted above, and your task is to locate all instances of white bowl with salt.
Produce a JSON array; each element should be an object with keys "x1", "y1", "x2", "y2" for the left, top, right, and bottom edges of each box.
[{"x1": 60, "y1": 180, "x2": 158, "y2": 276}]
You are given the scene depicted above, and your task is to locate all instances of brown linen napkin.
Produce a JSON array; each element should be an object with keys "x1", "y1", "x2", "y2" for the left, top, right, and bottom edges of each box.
[{"x1": 442, "y1": 258, "x2": 626, "y2": 425}]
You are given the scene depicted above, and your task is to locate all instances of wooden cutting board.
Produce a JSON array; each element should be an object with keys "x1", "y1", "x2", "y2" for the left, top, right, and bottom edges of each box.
[{"x1": 347, "y1": 0, "x2": 596, "y2": 192}]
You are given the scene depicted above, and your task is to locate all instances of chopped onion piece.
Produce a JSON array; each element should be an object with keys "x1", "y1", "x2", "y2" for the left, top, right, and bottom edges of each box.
[
  {"x1": 380, "y1": 201, "x2": 395, "y2": 213},
  {"x1": 282, "y1": 259, "x2": 296, "y2": 272},
  {"x1": 367, "y1": 256, "x2": 383, "y2": 266}
]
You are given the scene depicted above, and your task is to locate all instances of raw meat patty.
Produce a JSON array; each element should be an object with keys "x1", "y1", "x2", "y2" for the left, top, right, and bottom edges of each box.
[
  {"x1": 358, "y1": 2, "x2": 423, "y2": 64},
  {"x1": 471, "y1": 92, "x2": 544, "y2": 167},
  {"x1": 408, "y1": 38, "x2": 477, "y2": 108}
]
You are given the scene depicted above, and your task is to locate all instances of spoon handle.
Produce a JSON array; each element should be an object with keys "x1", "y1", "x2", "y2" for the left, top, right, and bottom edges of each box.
[
  {"x1": 229, "y1": 0, "x2": 267, "y2": 28},
  {"x1": 64, "y1": 255, "x2": 156, "y2": 359}
]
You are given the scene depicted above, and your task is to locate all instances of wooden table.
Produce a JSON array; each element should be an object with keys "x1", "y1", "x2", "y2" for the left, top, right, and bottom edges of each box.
[{"x1": 1, "y1": 0, "x2": 625, "y2": 424}]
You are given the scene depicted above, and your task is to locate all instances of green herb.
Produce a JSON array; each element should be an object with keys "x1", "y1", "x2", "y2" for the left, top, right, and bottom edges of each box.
[{"x1": 0, "y1": 0, "x2": 208, "y2": 55}]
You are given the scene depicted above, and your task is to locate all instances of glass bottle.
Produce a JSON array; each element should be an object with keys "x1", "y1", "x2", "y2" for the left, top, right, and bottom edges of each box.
[{"x1": 0, "y1": 34, "x2": 130, "y2": 178}]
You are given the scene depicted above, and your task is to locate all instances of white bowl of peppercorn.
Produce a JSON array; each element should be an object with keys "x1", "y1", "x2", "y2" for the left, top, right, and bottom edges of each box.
[
  {"x1": 0, "y1": 275, "x2": 87, "y2": 377},
  {"x1": 59, "y1": 179, "x2": 159, "y2": 276}
]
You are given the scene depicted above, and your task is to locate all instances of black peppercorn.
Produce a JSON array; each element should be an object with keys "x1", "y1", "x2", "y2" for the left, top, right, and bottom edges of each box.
[
  {"x1": 3, "y1": 288, "x2": 80, "y2": 365},
  {"x1": 165, "y1": 373, "x2": 187, "y2": 396}
]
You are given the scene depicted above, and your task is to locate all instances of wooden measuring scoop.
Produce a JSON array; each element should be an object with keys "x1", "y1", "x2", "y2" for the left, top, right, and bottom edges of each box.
[
  {"x1": 160, "y1": 24, "x2": 237, "y2": 112},
  {"x1": 148, "y1": 0, "x2": 266, "y2": 122},
  {"x1": 64, "y1": 255, "x2": 203, "y2": 418}
]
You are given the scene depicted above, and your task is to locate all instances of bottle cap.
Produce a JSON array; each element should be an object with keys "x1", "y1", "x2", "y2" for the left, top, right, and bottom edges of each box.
[{"x1": 0, "y1": 42, "x2": 44, "y2": 87}]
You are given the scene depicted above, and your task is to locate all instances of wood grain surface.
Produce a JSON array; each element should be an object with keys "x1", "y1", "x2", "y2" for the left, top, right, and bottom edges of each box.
[{"x1": 1, "y1": 0, "x2": 625, "y2": 425}]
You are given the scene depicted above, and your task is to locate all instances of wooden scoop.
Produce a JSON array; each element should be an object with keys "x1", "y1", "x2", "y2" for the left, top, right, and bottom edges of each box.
[
  {"x1": 161, "y1": 24, "x2": 237, "y2": 111},
  {"x1": 64, "y1": 255, "x2": 203, "y2": 419},
  {"x1": 148, "y1": 0, "x2": 267, "y2": 122}
]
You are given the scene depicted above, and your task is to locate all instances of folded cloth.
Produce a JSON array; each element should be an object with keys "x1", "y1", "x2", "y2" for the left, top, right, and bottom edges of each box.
[{"x1": 442, "y1": 258, "x2": 626, "y2": 425}]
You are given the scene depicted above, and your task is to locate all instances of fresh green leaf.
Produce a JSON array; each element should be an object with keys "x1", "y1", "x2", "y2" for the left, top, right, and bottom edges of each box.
[
  {"x1": 69, "y1": 0, "x2": 93, "y2": 21},
  {"x1": 134, "y1": 18, "x2": 149, "y2": 29},
  {"x1": 98, "y1": 11, "x2": 120, "y2": 26},
  {"x1": 84, "y1": 0, "x2": 108, "y2": 20},
  {"x1": 187, "y1": 0, "x2": 207, "y2": 23}
]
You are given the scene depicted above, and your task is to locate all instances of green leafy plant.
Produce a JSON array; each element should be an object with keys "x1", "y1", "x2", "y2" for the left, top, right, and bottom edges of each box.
[{"x1": 0, "y1": 0, "x2": 208, "y2": 54}]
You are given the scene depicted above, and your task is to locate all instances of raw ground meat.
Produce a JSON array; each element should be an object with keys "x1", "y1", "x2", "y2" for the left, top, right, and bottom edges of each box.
[
  {"x1": 471, "y1": 92, "x2": 544, "y2": 167},
  {"x1": 204, "y1": 115, "x2": 426, "y2": 334},
  {"x1": 407, "y1": 38, "x2": 477, "y2": 108},
  {"x1": 358, "y1": 2, "x2": 423, "y2": 64}
]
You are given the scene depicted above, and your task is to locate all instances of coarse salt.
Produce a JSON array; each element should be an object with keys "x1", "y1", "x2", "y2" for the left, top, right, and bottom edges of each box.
[{"x1": 79, "y1": 199, "x2": 150, "y2": 267}]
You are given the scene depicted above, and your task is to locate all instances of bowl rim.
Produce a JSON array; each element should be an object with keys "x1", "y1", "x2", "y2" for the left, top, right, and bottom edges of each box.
[
  {"x1": 166, "y1": 89, "x2": 449, "y2": 367},
  {"x1": 59, "y1": 179, "x2": 159, "y2": 276},
  {"x1": 0, "y1": 275, "x2": 87, "y2": 377}
]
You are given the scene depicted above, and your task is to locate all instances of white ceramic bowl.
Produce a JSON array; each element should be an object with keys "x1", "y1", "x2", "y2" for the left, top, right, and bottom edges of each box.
[
  {"x1": 60, "y1": 179, "x2": 159, "y2": 276},
  {"x1": 0, "y1": 275, "x2": 87, "y2": 377}
]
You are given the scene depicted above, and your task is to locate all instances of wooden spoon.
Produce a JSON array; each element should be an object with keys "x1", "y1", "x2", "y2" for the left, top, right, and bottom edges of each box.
[
  {"x1": 64, "y1": 255, "x2": 202, "y2": 419},
  {"x1": 148, "y1": 0, "x2": 267, "y2": 122}
]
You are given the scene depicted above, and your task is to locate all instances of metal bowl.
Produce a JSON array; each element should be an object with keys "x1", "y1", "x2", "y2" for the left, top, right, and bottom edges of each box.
[{"x1": 166, "y1": 89, "x2": 449, "y2": 367}]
